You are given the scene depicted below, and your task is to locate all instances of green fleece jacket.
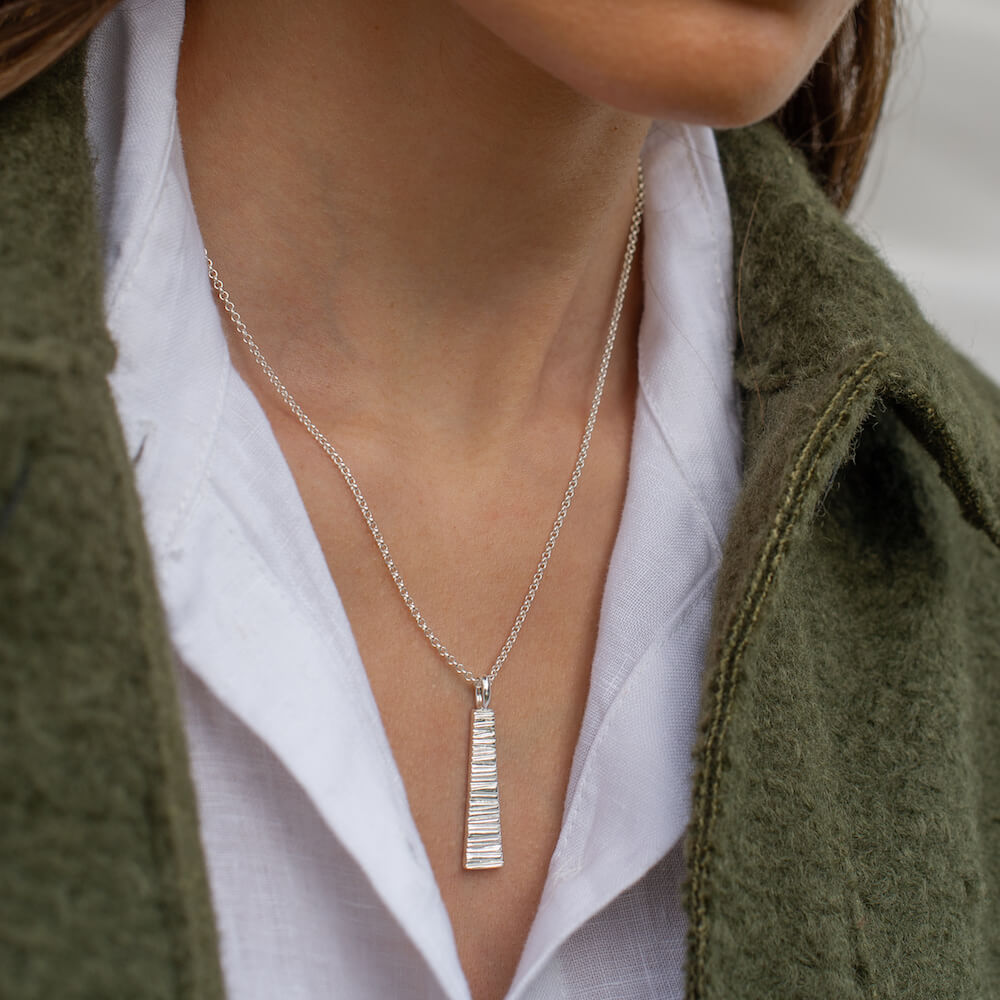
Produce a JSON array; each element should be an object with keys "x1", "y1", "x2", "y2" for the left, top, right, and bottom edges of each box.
[{"x1": 1, "y1": 47, "x2": 998, "y2": 1000}]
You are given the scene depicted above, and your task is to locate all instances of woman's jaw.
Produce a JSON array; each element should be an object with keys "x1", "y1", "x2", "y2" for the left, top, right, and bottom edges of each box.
[{"x1": 446, "y1": 0, "x2": 857, "y2": 125}]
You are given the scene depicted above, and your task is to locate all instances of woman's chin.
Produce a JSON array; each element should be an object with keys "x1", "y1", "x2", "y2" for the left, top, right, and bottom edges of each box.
[{"x1": 450, "y1": 0, "x2": 853, "y2": 125}]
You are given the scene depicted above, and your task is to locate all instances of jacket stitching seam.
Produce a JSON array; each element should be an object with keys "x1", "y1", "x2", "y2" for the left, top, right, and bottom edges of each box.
[{"x1": 687, "y1": 349, "x2": 886, "y2": 998}]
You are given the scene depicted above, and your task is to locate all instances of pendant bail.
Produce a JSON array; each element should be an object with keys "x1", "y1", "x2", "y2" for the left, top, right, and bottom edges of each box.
[{"x1": 474, "y1": 676, "x2": 491, "y2": 710}]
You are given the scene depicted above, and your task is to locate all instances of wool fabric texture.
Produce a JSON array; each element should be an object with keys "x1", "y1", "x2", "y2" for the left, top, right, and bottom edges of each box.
[
  {"x1": 0, "y1": 49, "x2": 224, "y2": 1000},
  {"x1": 1, "y1": 46, "x2": 998, "y2": 1000},
  {"x1": 686, "y1": 128, "x2": 1000, "y2": 998}
]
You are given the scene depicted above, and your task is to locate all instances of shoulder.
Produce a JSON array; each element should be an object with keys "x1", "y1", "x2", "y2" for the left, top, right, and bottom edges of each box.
[
  {"x1": 714, "y1": 121, "x2": 1000, "y2": 548},
  {"x1": 688, "y1": 126, "x2": 1000, "y2": 1000}
]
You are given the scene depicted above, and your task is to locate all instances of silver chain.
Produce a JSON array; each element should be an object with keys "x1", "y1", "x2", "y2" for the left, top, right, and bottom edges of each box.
[{"x1": 206, "y1": 162, "x2": 644, "y2": 689}]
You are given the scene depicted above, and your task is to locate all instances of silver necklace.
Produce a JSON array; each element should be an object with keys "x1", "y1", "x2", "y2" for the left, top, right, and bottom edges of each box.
[{"x1": 205, "y1": 162, "x2": 644, "y2": 870}]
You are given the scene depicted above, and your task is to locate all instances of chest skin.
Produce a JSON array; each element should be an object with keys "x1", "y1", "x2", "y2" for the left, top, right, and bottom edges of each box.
[{"x1": 257, "y1": 355, "x2": 637, "y2": 1000}]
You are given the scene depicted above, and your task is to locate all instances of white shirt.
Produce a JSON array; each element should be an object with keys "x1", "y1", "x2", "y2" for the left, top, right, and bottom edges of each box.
[{"x1": 86, "y1": 3, "x2": 742, "y2": 997}]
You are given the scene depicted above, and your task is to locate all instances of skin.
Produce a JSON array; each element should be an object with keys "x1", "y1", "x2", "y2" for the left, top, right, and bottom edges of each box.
[{"x1": 176, "y1": 1, "x2": 855, "y2": 997}]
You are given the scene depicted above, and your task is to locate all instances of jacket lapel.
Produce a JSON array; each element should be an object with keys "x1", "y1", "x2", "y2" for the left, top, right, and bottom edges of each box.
[
  {"x1": 686, "y1": 125, "x2": 1000, "y2": 998},
  {"x1": 0, "y1": 50, "x2": 225, "y2": 1000}
]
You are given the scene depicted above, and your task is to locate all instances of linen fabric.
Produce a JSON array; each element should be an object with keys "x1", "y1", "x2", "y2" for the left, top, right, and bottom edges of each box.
[{"x1": 83, "y1": 2, "x2": 742, "y2": 999}]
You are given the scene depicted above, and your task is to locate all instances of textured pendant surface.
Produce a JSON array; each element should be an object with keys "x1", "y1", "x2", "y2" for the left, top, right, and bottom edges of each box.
[{"x1": 464, "y1": 703, "x2": 503, "y2": 869}]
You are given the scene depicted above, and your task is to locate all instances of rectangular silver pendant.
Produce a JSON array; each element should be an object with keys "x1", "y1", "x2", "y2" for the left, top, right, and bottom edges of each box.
[{"x1": 464, "y1": 707, "x2": 503, "y2": 869}]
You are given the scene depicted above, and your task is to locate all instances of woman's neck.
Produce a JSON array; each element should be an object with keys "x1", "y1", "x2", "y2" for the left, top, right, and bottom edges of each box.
[{"x1": 177, "y1": 0, "x2": 650, "y2": 453}]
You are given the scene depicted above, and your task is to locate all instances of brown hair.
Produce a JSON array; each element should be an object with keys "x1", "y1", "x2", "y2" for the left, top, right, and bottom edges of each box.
[
  {"x1": 1, "y1": 0, "x2": 895, "y2": 211},
  {"x1": 0, "y1": 0, "x2": 118, "y2": 98},
  {"x1": 771, "y1": 0, "x2": 897, "y2": 210}
]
